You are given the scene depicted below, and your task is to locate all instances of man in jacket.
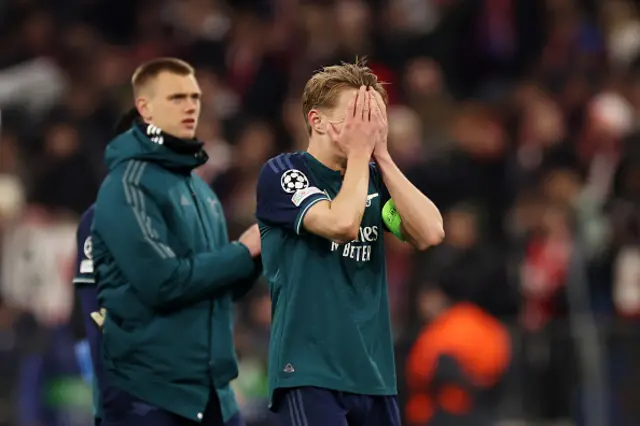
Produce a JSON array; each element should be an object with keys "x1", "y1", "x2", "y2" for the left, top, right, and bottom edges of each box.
[{"x1": 92, "y1": 57, "x2": 262, "y2": 426}]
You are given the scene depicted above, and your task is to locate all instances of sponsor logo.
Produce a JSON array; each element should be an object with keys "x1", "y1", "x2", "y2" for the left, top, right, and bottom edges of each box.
[{"x1": 330, "y1": 225, "x2": 380, "y2": 262}]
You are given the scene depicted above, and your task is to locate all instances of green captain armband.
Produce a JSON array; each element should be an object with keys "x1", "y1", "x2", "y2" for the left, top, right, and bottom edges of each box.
[{"x1": 382, "y1": 199, "x2": 405, "y2": 241}]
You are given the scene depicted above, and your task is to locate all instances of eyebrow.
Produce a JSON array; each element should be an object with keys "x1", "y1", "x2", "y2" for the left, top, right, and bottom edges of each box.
[{"x1": 167, "y1": 92, "x2": 201, "y2": 100}]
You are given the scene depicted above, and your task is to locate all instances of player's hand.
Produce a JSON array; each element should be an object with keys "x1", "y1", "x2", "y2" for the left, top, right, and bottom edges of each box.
[
  {"x1": 91, "y1": 308, "x2": 106, "y2": 331},
  {"x1": 327, "y1": 86, "x2": 376, "y2": 158},
  {"x1": 238, "y1": 224, "x2": 261, "y2": 257},
  {"x1": 370, "y1": 89, "x2": 389, "y2": 159}
]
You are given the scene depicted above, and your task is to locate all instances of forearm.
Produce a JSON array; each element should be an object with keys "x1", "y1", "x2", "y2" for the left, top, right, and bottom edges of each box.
[
  {"x1": 146, "y1": 243, "x2": 255, "y2": 311},
  {"x1": 106, "y1": 233, "x2": 255, "y2": 312},
  {"x1": 329, "y1": 153, "x2": 371, "y2": 232},
  {"x1": 376, "y1": 152, "x2": 444, "y2": 249}
]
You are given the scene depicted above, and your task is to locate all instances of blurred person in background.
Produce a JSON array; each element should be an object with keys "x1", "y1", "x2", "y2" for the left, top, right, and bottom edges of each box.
[
  {"x1": 405, "y1": 284, "x2": 511, "y2": 426},
  {"x1": 232, "y1": 285, "x2": 271, "y2": 426},
  {"x1": 413, "y1": 203, "x2": 516, "y2": 321},
  {"x1": 29, "y1": 120, "x2": 100, "y2": 216},
  {"x1": 17, "y1": 321, "x2": 93, "y2": 426},
  {"x1": 401, "y1": 57, "x2": 455, "y2": 151},
  {"x1": 90, "y1": 58, "x2": 263, "y2": 426},
  {"x1": 0, "y1": 295, "x2": 19, "y2": 426},
  {"x1": 213, "y1": 120, "x2": 277, "y2": 237}
]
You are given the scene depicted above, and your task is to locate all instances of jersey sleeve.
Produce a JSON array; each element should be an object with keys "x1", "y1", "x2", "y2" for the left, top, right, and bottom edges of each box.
[
  {"x1": 370, "y1": 163, "x2": 392, "y2": 232},
  {"x1": 255, "y1": 154, "x2": 330, "y2": 234},
  {"x1": 73, "y1": 207, "x2": 95, "y2": 286}
]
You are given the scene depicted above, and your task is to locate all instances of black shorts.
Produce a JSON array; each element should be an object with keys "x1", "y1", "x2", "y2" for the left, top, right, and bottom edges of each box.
[{"x1": 270, "y1": 387, "x2": 400, "y2": 426}]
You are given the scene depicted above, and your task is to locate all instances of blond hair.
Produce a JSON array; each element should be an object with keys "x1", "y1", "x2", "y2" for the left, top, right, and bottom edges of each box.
[
  {"x1": 302, "y1": 60, "x2": 388, "y2": 133},
  {"x1": 131, "y1": 57, "x2": 194, "y2": 96}
]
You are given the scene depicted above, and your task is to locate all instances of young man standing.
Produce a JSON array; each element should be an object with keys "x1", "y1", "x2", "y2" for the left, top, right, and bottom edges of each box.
[
  {"x1": 92, "y1": 58, "x2": 262, "y2": 426},
  {"x1": 256, "y1": 62, "x2": 444, "y2": 426}
]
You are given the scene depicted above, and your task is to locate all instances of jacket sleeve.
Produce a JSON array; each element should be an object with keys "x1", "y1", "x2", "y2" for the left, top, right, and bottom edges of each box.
[
  {"x1": 93, "y1": 168, "x2": 255, "y2": 312},
  {"x1": 232, "y1": 256, "x2": 263, "y2": 301}
]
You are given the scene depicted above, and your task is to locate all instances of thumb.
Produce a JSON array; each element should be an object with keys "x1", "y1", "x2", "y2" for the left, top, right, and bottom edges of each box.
[
  {"x1": 90, "y1": 312, "x2": 105, "y2": 329},
  {"x1": 326, "y1": 123, "x2": 339, "y2": 142}
]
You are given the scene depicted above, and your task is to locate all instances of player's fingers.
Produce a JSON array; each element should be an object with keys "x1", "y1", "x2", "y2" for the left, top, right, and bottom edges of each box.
[
  {"x1": 363, "y1": 89, "x2": 373, "y2": 121},
  {"x1": 372, "y1": 90, "x2": 387, "y2": 122},
  {"x1": 370, "y1": 92, "x2": 380, "y2": 122},
  {"x1": 354, "y1": 85, "x2": 367, "y2": 121},
  {"x1": 368, "y1": 89, "x2": 376, "y2": 122},
  {"x1": 326, "y1": 122, "x2": 339, "y2": 142},
  {"x1": 344, "y1": 91, "x2": 358, "y2": 124},
  {"x1": 372, "y1": 90, "x2": 387, "y2": 125},
  {"x1": 371, "y1": 89, "x2": 381, "y2": 112}
]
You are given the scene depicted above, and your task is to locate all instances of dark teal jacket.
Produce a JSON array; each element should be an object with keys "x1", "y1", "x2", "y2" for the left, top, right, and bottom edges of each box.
[{"x1": 91, "y1": 122, "x2": 259, "y2": 422}]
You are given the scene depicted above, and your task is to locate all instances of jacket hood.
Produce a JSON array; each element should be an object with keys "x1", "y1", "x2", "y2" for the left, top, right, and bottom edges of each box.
[{"x1": 105, "y1": 122, "x2": 208, "y2": 173}]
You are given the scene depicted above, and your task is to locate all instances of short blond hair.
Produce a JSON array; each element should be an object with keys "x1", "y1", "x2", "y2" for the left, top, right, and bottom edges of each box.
[
  {"x1": 302, "y1": 60, "x2": 388, "y2": 133},
  {"x1": 131, "y1": 57, "x2": 194, "y2": 96}
]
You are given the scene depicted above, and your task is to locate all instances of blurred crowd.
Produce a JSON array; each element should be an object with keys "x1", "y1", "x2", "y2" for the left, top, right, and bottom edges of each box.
[{"x1": 1, "y1": 0, "x2": 640, "y2": 425}]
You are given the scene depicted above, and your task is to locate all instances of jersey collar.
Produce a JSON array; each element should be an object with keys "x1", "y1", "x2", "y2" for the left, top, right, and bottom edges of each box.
[{"x1": 303, "y1": 152, "x2": 343, "y2": 179}]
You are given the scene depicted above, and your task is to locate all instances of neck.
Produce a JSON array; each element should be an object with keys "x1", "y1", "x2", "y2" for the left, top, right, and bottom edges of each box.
[{"x1": 307, "y1": 136, "x2": 346, "y2": 172}]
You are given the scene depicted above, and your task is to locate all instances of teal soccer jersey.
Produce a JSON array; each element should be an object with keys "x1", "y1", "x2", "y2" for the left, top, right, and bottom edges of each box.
[{"x1": 255, "y1": 152, "x2": 397, "y2": 404}]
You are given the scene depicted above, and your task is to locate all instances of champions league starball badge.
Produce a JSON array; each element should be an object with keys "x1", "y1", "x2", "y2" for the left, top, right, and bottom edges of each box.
[
  {"x1": 280, "y1": 169, "x2": 309, "y2": 194},
  {"x1": 83, "y1": 237, "x2": 92, "y2": 259}
]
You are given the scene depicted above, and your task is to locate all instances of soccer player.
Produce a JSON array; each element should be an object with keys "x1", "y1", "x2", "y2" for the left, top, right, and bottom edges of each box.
[
  {"x1": 91, "y1": 58, "x2": 262, "y2": 426},
  {"x1": 71, "y1": 204, "x2": 104, "y2": 426},
  {"x1": 255, "y1": 63, "x2": 445, "y2": 426}
]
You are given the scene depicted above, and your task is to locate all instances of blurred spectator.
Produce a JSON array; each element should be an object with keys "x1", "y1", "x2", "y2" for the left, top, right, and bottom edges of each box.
[
  {"x1": 17, "y1": 325, "x2": 93, "y2": 426},
  {"x1": 405, "y1": 286, "x2": 511, "y2": 426},
  {"x1": 402, "y1": 57, "x2": 455, "y2": 149}
]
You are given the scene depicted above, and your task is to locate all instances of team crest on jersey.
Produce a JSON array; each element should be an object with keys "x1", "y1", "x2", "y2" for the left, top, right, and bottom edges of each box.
[
  {"x1": 280, "y1": 169, "x2": 309, "y2": 194},
  {"x1": 80, "y1": 236, "x2": 94, "y2": 274},
  {"x1": 366, "y1": 193, "x2": 379, "y2": 207}
]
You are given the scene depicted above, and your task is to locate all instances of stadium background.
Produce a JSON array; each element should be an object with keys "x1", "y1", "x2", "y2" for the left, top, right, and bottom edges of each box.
[{"x1": 1, "y1": 0, "x2": 640, "y2": 425}]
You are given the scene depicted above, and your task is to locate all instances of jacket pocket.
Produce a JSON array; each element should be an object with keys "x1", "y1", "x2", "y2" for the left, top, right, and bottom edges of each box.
[{"x1": 102, "y1": 314, "x2": 141, "y2": 361}]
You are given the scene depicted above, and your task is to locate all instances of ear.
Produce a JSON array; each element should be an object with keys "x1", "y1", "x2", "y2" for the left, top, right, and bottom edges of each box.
[
  {"x1": 135, "y1": 96, "x2": 152, "y2": 121},
  {"x1": 307, "y1": 109, "x2": 326, "y2": 135}
]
